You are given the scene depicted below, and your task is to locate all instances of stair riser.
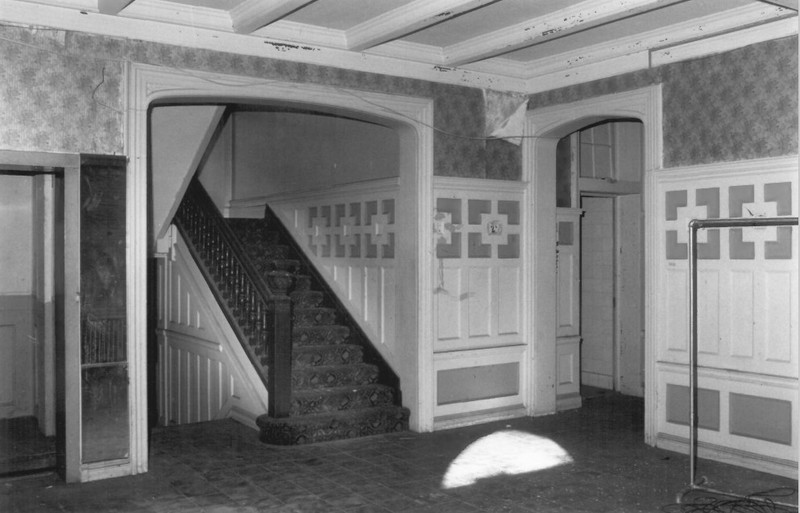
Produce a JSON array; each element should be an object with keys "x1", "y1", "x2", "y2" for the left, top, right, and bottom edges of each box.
[
  {"x1": 290, "y1": 386, "x2": 395, "y2": 416},
  {"x1": 258, "y1": 407, "x2": 410, "y2": 445},
  {"x1": 292, "y1": 326, "x2": 350, "y2": 346},
  {"x1": 294, "y1": 309, "x2": 337, "y2": 327},
  {"x1": 290, "y1": 291, "x2": 324, "y2": 308},
  {"x1": 292, "y1": 366, "x2": 378, "y2": 389},
  {"x1": 293, "y1": 345, "x2": 363, "y2": 368}
]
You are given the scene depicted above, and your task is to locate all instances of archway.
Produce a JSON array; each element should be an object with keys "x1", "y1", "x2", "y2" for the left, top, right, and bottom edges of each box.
[
  {"x1": 126, "y1": 63, "x2": 435, "y2": 475},
  {"x1": 523, "y1": 85, "x2": 662, "y2": 444}
]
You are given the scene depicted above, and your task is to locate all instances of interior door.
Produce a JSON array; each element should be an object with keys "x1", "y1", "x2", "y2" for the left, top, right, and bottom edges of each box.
[
  {"x1": 0, "y1": 175, "x2": 35, "y2": 421},
  {"x1": 580, "y1": 196, "x2": 615, "y2": 390}
]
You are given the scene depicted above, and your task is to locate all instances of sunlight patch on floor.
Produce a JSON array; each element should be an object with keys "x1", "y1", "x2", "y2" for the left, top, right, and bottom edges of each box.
[{"x1": 441, "y1": 430, "x2": 573, "y2": 489}]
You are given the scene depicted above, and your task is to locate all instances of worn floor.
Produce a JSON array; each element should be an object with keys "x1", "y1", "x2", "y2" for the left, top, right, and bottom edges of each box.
[
  {"x1": 2, "y1": 395, "x2": 797, "y2": 512},
  {"x1": 0, "y1": 416, "x2": 56, "y2": 476}
]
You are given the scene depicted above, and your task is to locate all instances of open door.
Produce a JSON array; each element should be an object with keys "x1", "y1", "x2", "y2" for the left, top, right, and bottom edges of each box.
[{"x1": 0, "y1": 167, "x2": 64, "y2": 477}]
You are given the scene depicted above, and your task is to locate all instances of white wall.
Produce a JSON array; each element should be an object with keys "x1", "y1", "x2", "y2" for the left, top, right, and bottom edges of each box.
[
  {"x1": 232, "y1": 111, "x2": 399, "y2": 200},
  {"x1": 0, "y1": 175, "x2": 32, "y2": 294},
  {"x1": 0, "y1": 175, "x2": 34, "y2": 419}
]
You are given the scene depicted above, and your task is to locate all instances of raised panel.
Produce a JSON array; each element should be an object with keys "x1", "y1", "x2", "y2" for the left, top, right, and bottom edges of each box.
[
  {"x1": 665, "y1": 268, "x2": 687, "y2": 353},
  {"x1": 332, "y1": 264, "x2": 350, "y2": 298},
  {"x1": 763, "y1": 270, "x2": 793, "y2": 363},
  {"x1": 697, "y1": 269, "x2": 720, "y2": 355},
  {"x1": 498, "y1": 267, "x2": 521, "y2": 336},
  {"x1": 350, "y1": 267, "x2": 364, "y2": 316},
  {"x1": 436, "y1": 268, "x2": 463, "y2": 341},
  {"x1": 364, "y1": 266, "x2": 380, "y2": 324},
  {"x1": 381, "y1": 268, "x2": 396, "y2": 348},
  {"x1": 468, "y1": 267, "x2": 492, "y2": 338},
  {"x1": 729, "y1": 270, "x2": 754, "y2": 358},
  {"x1": 556, "y1": 250, "x2": 577, "y2": 334}
]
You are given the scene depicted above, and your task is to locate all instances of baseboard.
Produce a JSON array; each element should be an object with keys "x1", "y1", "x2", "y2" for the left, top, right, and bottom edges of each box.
[
  {"x1": 656, "y1": 432, "x2": 798, "y2": 480},
  {"x1": 434, "y1": 405, "x2": 527, "y2": 431}
]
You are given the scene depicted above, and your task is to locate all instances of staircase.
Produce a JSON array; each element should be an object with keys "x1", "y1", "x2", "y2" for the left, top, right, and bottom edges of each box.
[{"x1": 174, "y1": 180, "x2": 409, "y2": 445}]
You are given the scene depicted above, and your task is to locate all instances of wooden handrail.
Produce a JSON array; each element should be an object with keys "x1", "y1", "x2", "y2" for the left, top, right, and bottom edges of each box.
[{"x1": 173, "y1": 179, "x2": 293, "y2": 418}]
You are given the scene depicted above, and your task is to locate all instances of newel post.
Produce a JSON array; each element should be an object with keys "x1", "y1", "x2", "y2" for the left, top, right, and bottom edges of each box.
[{"x1": 267, "y1": 270, "x2": 294, "y2": 418}]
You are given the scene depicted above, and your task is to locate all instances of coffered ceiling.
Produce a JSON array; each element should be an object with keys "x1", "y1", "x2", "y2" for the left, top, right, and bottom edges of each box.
[{"x1": 3, "y1": 0, "x2": 798, "y2": 92}]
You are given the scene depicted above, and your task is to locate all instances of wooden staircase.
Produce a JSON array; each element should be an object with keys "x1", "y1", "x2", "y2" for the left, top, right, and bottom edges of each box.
[
  {"x1": 174, "y1": 180, "x2": 408, "y2": 445},
  {"x1": 227, "y1": 217, "x2": 409, "y2": 445}
]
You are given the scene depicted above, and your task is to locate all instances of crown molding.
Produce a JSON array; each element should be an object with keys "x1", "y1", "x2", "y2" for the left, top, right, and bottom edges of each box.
[{"x1": 651, "y1": 15, "x2": 798, "y2": 67}]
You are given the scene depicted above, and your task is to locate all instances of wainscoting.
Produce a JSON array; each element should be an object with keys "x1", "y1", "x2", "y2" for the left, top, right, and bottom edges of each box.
[
  {"x1": 155, "y1": 228, "x2": 268, "y2": 429},
  {"x1": 651, "y1": 156, "x2": 798, "y2": 477}
]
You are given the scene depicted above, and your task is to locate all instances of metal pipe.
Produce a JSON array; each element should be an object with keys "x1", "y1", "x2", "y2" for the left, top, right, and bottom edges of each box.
[{"x1": 679, "y1": 216, "x2": 798, "y2": 505}]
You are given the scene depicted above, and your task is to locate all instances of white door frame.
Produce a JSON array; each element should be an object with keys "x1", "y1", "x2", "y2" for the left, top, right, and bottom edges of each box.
[
  {"x1": 523, "y1": 85, "x2": 662, "y2": 443},
  {"x1": 125, "y1": 62, "x2": 436, "y2": 476}
]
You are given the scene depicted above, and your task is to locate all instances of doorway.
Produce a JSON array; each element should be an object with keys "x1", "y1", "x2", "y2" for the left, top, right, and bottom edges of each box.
[
  {"x1": 558, "y1": 119, "x2": 644, "y2": 399},
  {"x1": 0, "y1": 167, "x2": 64, "y2": 477},
  {"x1": 579, "y1": 192, "x2": 643, "y2": 398}
]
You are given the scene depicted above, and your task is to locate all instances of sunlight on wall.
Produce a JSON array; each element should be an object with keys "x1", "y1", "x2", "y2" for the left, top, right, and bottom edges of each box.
[{"x1": 441, "y1": 430, "x2": 573, "y2": 489}]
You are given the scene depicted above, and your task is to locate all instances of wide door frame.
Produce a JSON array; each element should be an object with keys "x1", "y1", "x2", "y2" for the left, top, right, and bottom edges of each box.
[
  {"x1": 0, "y1": 150, "x2": 79, "y2": 481},
  {"x1": 523, "y1": 85, "x2": 662, "y2": 444}
]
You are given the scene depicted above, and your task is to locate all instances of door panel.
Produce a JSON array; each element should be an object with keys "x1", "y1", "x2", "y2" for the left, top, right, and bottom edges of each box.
[{"x1": 580, "y1": 196, "x2": 614, "y2": 390}]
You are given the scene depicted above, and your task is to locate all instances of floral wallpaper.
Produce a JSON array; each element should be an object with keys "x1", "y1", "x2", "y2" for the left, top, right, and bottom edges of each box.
[
  {"x1": 0, "y1": 27, "x2": 124, "y2": 154},
  {"x1": 0, "y1": 25, "x2": 521, "y2": 180},
  {"x1": 2, "y1": 24, "x2": 793, "y2": 174},
  {"x1": 530, "y1": 36, "x2": 798, "y2": 168}
]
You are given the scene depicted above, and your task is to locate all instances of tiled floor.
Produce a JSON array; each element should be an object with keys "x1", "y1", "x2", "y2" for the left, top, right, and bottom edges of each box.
[{"x1": 2, "y1": 395, "x2": 797, "y2": 512}]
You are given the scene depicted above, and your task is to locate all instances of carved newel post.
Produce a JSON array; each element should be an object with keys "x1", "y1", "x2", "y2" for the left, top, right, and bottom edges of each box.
[{"x1": 267, "y1": 270, "x2": 294, "y2": 418}]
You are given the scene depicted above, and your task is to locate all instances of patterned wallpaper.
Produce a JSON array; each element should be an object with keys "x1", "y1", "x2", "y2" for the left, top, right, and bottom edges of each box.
[
  {"x1": 0, "y1": 27, "x2": 124, "y2": 154},
  {"x1": 0, "y1": 26, "x2": 521, "y2": 180},
  {"x1": 530, "y1": 36, "x2": 798, "y2": 168}
]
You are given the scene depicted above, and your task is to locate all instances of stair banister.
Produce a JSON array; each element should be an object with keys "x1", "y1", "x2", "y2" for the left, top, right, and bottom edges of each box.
[{"x1": 174, "y1": 179, "x2": 293, "y2": 418}]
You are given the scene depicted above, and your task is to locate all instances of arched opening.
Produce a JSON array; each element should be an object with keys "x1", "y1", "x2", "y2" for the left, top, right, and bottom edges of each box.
[
  {"x1": 125, "y1": 63, "x2": 435, "y2": 475},
  {"x1": 523, "y1": 86, "x2": 662, "y2": 445},
  {"x1": 555, "y1": 119, "x2": 645, "y2": 401}
]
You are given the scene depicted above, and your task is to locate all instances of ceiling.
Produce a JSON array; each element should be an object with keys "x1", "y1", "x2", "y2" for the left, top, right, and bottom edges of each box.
[{"x1": 6, "y1": 0, "x2": 799, "y2": 92}]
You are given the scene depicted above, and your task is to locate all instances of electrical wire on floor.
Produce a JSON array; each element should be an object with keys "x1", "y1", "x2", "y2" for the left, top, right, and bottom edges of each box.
[{"x1": 661, "y1": 487, "x2": 798, "y2": 513}]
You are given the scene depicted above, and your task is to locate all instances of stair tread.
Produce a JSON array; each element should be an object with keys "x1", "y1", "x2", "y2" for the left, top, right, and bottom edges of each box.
[
  {"x1": 292, "y1": 362, "x2": 377, "y2": 372},
  {"x1": 259, "y1": 404, "x2": 408, "y2": 425},
  {"x1": 293, "y1": 343, "x2": 361, "y2": 353},
  {"x1": 292, "y1": 383, "x2": 392, "y2": 398}
]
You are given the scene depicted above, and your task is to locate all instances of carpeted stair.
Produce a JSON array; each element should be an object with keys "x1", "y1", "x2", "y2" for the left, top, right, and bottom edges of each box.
[{"x1": 225, "y1": 217, "x2": 409, "y2": 445}]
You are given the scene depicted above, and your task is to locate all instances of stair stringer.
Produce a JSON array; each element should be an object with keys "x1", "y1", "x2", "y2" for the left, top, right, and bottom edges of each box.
[{"x1": 156, "y1": 227, "x2": 268, "y2": 429}]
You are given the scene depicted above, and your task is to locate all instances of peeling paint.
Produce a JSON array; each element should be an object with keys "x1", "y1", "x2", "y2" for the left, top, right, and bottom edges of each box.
[{"x1": 266, "y1": 42, "x2": 319, "y2": 52}]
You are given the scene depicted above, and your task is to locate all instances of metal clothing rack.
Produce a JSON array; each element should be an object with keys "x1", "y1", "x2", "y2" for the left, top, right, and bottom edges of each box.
[{"x1": 678, "y1": 216, "x2": 799, "y2": 507}]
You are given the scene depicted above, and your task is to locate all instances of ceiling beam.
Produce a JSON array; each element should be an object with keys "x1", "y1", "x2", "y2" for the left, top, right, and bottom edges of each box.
[
  {"x1": 346, "y1": 0, "x2": 496, "y2": 52},
  {"x1": 230, "y1": 0, "x2": 317, "y2": 34},
  {"x1": 443, "y1": 0, "x2": 687, "y2": 66},
  {"x1": 758, "y1": 0, "x2": 798, "y2": 10},
  {"x1": 97, "y1": 0, "x2": 135, "y2": 15}
]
